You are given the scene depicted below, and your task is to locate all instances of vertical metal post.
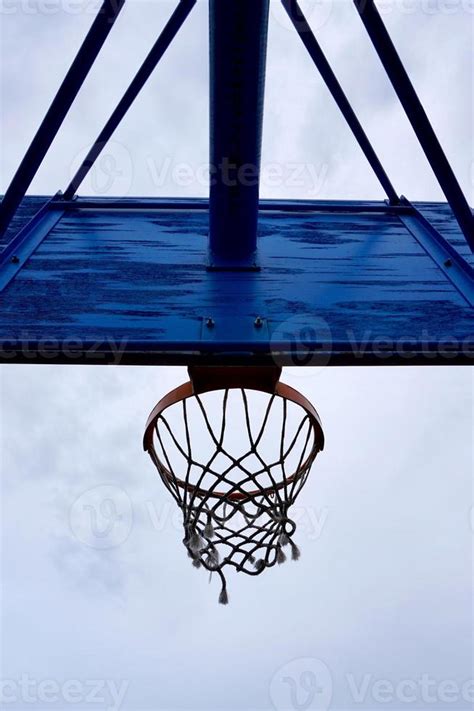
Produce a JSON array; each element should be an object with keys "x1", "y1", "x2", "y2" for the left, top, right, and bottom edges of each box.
[
  {"x1": 208, "y1": 0, "x2": 270, "y2": 270},
  {"x1": 0, "y1": 0, "x2": 125, "y2": 237},
  {"x1": 354, "y1": 0, "x2": 474, "y2": 252}
]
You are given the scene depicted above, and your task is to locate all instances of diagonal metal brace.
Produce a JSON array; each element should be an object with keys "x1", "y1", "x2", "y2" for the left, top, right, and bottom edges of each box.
[
  {"x1": 0, "y1": 0, "x2": 125, "y2": 237},
  {"x1": 63, "y1": 0, "x2": 197, "y2": 200},
  {"x1": 282, "y1": 0, "x2": 399, "y2": 205},
  {"x1": 354, "y1": 0, "x2": 474, "y2": 252}
]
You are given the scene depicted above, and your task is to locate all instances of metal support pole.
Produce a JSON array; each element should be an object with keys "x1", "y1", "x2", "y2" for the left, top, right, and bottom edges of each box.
[
  {"x1": 354, "y1": 0, "x2": 473, "y2": 252},
  {"x1": 282, "y1": 0, "x2": 399, "y2": 205},
  {"x1": 0, "y1": 0, "x2": 125, "y2": 237},
  {"x1": 64, "y1": 0, "x2": 196, "y2": 200},
  {"x1": 208, "y1": 0, "x2": 270, "y2": 270}
]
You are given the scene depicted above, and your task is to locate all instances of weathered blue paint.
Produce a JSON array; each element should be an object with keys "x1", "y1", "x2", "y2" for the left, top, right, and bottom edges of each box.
[
  {"x1": 0, "y1": 195, "x2": 64, "y2": 292},
  {"x1": 416, "y1": 203, "x2": 474, "y2": 269},
  {"x1": 0, "y1": 198, "x2": 472, "y2": 365},
  {"x1": 0, "y1": 196, "x2": 51, "y2": 251},
  {"x1": 399, "y1": 199, "x2": 473, "y2": 305}
]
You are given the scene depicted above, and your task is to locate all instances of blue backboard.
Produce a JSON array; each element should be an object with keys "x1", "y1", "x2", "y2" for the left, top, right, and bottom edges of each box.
[{"x1": 0, "y1": 196, "x2": 472, "y2": 366}]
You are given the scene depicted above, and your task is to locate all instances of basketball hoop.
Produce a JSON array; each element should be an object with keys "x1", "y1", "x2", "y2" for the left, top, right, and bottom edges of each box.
[{"x1": 143, "y1": 367, "x2": 324, "y2": 604}]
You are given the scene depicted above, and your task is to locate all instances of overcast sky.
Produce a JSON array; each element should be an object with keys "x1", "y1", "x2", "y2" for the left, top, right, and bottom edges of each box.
[{"x1": 0, "y1": 2, "x2": 473, "y2": 711}]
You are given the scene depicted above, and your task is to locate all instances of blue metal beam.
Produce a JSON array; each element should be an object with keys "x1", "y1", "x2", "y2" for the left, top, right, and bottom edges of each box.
[
  {"x1": 282, "y1": 0, "x2": 399, "y2": 205},
  {"x1": 0, "y1": 340, "x2": 472, "y2": 367},
  {"x1": 0, "y1": 195, "x2": 65, "y2": 292},
  {"x1": 354, "y1": 0, "x2": 474, "y2": 252},
  {"x1": 50, "y1": 196, "x2": 413, "y2": 214},
  {"x1": 0, "y1": 0, "x2": 125, "y2": 237},
  {"x1": 398, "y1": 198, "x2": 474, "y2": 307},
  {"x1": 208, "y1": 0, "x2": 270, "y2": 269},
  {"x1": 63, "y1": 0, "x2": 196, "y2": 201}
]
